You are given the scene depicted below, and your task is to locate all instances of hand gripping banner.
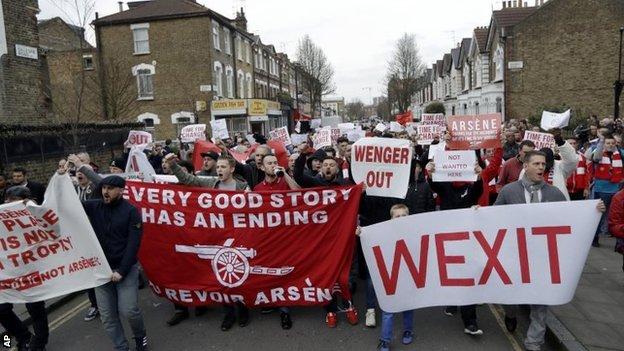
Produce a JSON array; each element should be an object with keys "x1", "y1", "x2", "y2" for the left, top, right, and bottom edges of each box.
[
  {"x1": 361, "y1": 201, "x2": 601, "y2": 313},
  {"x1": 125, "y1": 182, "x2": 362, "y2": 307}
]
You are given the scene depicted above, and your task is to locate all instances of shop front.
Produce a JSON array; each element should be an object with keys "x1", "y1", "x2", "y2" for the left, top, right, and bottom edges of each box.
[{"x1": 211, "y1": 99, "x2": 285, "y2": 136}]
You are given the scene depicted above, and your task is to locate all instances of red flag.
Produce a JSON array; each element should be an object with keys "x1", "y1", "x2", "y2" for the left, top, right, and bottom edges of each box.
[
  {"x1": 395, "y1": 111, "x2": 413, "y2": 126},
  {"x1": 127, "y1": 182, "x2": 362, "y2": 307},
  {"x1": 294, "y1": 109, "x2": 311, "y2": 121},
  {"x1": 266, "y1": 140, "x2": 289, "y2": 169},
  {"x1": 192, "y1": 140, "x2": 221, "y2": 171}
]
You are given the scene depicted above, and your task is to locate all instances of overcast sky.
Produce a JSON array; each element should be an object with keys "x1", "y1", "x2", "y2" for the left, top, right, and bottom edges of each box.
[{"x1": 39, "y1": 0, "x2": 502, "y2": 104}]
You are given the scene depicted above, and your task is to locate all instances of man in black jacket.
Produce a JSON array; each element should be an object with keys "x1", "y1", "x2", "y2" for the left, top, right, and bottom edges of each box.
[
  {"x1": 426, "y1": 160, "x2": 485, "y2": 336},
  {"x1": 11, "y1": 168, "x2": 46, "y2": 205},
  {"x1": 83, "y1": 176, "x2": 148, "y2": 351}
]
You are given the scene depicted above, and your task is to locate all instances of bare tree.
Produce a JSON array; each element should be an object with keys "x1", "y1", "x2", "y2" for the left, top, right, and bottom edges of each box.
[
  {"x1": 345, "y1": 99, "x2": 365, "y2": 121},
  {"x1": 386, "y1": 33, "x2": 424, "y2": 114},
  {"x1": 295, "y1": 35, "x2": 335, "y2": 116},
  {"x1": 91, "y1": 53, "x2": 138, "y2": 121}
]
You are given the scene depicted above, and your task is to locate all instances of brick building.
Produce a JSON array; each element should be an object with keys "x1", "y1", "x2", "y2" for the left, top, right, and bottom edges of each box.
[
  {"x1": 413, "y1": 0, "x2": 624, "y2": 121},
  {"x1": 0, "y1": 0, "x2": 46, "y2": 124},
  {"x1": 93, "y1": 0, "x2": 317, "y2": 139}
]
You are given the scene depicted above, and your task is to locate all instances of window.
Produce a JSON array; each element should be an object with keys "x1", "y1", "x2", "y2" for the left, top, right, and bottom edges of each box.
[
  {"x1": 137, "y1": 69, "x2": 154, "y2": 99},
  {"x1": 214, "y1": 62, "x2": 223, "y2": 97},
  {"x1": 254, "y1": 51, "x2": 260, "y2": 68},
  {"x1": 212, "y1": 23, "x2": 220, "y2": 51},
  {"x1": 223, "y1": 28, "x2": 231, "y2": 55},
  {"x1": 246, "y1": 74, "x2": 253, "y2": 98},
  {"x1": 236, "y1": 36, "x2": 242, "y2": 60},
  {"x1": 238, "y1": 71, "x2": 245, "y2": 98},
  {"x1": 226, "y1": 66, "x2": 234, "y2": 98},
  {"x1": 245, "y1": 42, "x2": 251, "y2": 64},
  {"x1": 496, "y1": 97, "x2": 503, "y2": 113},
  {"x1": 131, "y1": 23, "x2": 150, "y2": 54},
  {"x1": 82, "y1": 54, "x2": 94, "y2": 70}
]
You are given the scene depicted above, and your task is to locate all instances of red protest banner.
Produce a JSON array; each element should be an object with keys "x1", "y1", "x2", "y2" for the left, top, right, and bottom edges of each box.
[
  {"x1": 446, "y1": 114, "x2": 502, "y2": 150},
  {"x1": 125, "y1": 183, "x2": 362, "y2": 307}
]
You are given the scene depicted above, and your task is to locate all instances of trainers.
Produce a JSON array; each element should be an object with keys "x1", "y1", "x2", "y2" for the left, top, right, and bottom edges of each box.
[
  {"x1": 325, "y1": 312, "x2": 337, "y2": 328},
  {"x1": 166, "y1": 310, "x2": 189, "y2": 326},
  {"x1": 135, "y1": 336, "x2": 148, "y2": 351},
  {"x1": 345, "y1": 306, "x2": 359, "y2": 325},
  {"x1": 464, "y1": 324, "x2": 483, "y2": 335},
  {"x1": 365, "y1": 308, "x2": 376, "y2": 327},
  {"x1": 280, "y1": 312, "x2": 292, "y2": 330},
  {"x1": 444, "y1": 306, "x2": 457, "y2": 316},
  {"x1": 221, "y1": 311, "x2": 236, "y2": 331},
  {"x1": 84, "y1": 307, "x2": 99, "y2": 322},
  {"x1": 402, "y1": 330, "x2": 414, "y2": 345},
  {"x1": 377, "y1": 340, "x2": 390, "y2": 351},
  {"x1": 504, "y1": 316, "x2": 517, "y2": 333}
]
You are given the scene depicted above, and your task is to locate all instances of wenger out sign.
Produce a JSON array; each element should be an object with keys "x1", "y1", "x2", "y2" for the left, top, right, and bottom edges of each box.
[
  {"x1": 360, "y1": 201, "x2": 601, "y2": 313},
  {"x1": 351, "y1": 138, "x2": 412, "y2": 198},
  {"x1": 447, "y1": 114, "x2": 502, "y2": 150}
]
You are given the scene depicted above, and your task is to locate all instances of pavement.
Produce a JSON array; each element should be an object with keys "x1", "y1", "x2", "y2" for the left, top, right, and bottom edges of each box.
[{"x1": 547, "y1": 236, "x2": 624, "y2": 351}]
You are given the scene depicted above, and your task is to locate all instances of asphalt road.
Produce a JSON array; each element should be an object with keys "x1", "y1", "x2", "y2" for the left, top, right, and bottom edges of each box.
[{"x1": 22, "y1": 280, "x2": 559, "y2": 351}]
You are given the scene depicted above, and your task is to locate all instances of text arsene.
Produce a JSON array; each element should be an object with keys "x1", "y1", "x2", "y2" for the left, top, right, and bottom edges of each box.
[
  {"x1": 451, "y1": 118, "x2": 499, "y2": 132},
  {"x1": 372, "y1": 226, "x2": 570, "y2": 295}
]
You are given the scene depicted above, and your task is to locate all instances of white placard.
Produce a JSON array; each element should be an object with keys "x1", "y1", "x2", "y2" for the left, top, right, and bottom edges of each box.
[
  {"x1": 540, "y1": 109, "x2": 571, "y2": 131},
  {"x1": 125, "y1": 146, "x2": 156, "y2": 182},
  {"x1": 312, "y1": 128, "x2": 332, "y2": 149},
  {"x1": 290, "y1": 134, "x2": 309, "y2": 146},
  {"x1": 428, "y1": 142, "x2": 446, "y2": 160},
  {"x1": 524, "y1": 131, "x2": 555, "y2": 149},
  {"x1": 210, "y1": 120, "x2": 229, "y2": 140},
  {"x1": 421, "y1": 113, "x2": 446, "y2": 130},
  {"x1": 416, "y1": 125, "x2": 441, "y2": 145},
  {"x1": 311, "y1": 119, "x2": 322, "y2": 129},
  {"x1": 126, "y1": 130, "x2": 152, "y2": 148},
  {"x1": 245, "y1": 134, "x2": 257, "y2": 145},
  {"x1": 432, "y1": 150, "x2": 477, "y2": 182},
  {"x1": 338, "y1": 122, "x2": 356, "y2": 135},
  {"x1": 351, "y1": 137, "x2": 412, "y2": 198},
  {"x1": 375, "y1": 123, "x2": 387, "y2": 133},
  {"x1": 269, "y1": 126, "x2": 292, "y2": 146},
  {"x1": 361, "y1": 200, "x2": 601, "y2": 313},
  {"x1": 0, "y1": 174, "x2": 113, "y2": 303},
  {"x1": 180, "y1": 124, "x2": 207, "y2": 143},
  {"x1": 390, "y1": 122, "x2": 404, "y2": 133}
]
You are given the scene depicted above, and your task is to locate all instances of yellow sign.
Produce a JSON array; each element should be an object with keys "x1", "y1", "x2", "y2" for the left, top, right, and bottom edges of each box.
[
  {"x1": 248, "y1": 99, "x2": 268, "y2": 116},
  {"x1": 211, "y1": 99, "x2": 246, "y2": 110},
  {"x1": 267, "y1": 101, "x2": 280, "y2": 111}
]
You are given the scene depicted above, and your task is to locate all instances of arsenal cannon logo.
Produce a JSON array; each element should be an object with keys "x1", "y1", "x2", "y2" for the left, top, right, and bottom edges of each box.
[{"x1": 175, "y1": 239, "x2": 294, "y2": 288}]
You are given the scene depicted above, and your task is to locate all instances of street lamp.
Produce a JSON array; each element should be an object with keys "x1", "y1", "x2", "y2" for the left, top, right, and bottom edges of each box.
[{"x1": 615, "y1": 26, "x2": 624, "y2": 119}]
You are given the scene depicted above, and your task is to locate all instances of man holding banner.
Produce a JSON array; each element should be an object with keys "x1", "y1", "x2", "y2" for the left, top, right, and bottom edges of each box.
[{"x1": 494, "y1": 150, "x2": 606, "y2": 351}]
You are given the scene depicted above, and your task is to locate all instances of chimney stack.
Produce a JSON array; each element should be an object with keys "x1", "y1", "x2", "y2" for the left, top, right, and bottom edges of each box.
[{"x1": 118, "y1": 2, "x2": 123, "y2": 12}]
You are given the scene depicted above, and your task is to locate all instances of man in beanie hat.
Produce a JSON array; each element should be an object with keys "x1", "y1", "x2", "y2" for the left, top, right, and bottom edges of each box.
[
  {"x1": 109, "y1": 158, "x2": 126, "y2": 174},
  {"x1": 0, "y1": 186, "x2": 49, "y2": 351},
  {"x1": 197, "y1": 151, "x2": 219, "y2": 176},
  {"x1": 82, "y1": 175, "x2": 148, "y2": 351}
]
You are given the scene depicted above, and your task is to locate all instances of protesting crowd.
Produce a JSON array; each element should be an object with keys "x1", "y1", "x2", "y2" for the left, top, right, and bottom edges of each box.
[{"x1": 0, "y1": 110, "x2": 621, "y2": 351}]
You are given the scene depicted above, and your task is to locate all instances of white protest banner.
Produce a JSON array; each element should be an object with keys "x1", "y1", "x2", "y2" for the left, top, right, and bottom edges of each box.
[
  {"x1": 180, "y1": 124, "x2": 207, "y2": 143},
  {"x1": 421, "y1": 113, "x2": 447, "y2": 131},
  {"x1": 541, "y1": 109, "x2": 571, "y2": 131},
  {"x1": 375, "y1": 122, "x2": 387, "y2": 133},
  {"x1": 416, "y1": 125, "x2": 441, "y2": 145},
  {"x1": 290, "y1": 134, "x2": 308, "y2": 146},
  {"x1": 524, "y1": 130, "x2": 555, "y2": 149},
  {"x1": 428, "y1": 142, "x2": 446, "y2": 159},
  {"x1": 361, "y1": 200, "x2": 601, "y2": 313},
  {"x1": 0, "y1": 174, "x2": 112, "y2": 303},
  {"x1": 312, "y1": 128, "x2": 332, "y2": 148},
  {"x1": 390, "y1": 122, "x2": 404, "y2": 133},
  {"x1": 125, "y1": 146, "x2": 156, "y2": 182},
  {"x1": 269, "y1": 126, "x2": 292, "y2": 146},
  {"x1": 126, "y1": 130, "x2": 152, "y2": 148},
  {"x1": 209, "y1": 120, "x2": 229, "y2": 141},
  {"x1": 311, "y1": 119, "x2": 322, "y2": 129},
  {"x1": 351, "y1": 138, "x2": 412, "y2": 198},
  {"x1": 432, "y1": 150, "x2": 477, "y2": 182}
]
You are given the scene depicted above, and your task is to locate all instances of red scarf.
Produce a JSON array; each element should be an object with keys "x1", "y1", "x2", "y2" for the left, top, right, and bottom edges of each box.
[
  {"x1": 542, "y1": 168, "x2": 554, "y2": 185},
  {"x1": 566, "y1": 152, "x2": 590, "y2": 192},
  {"x1": 595, "y1": 149, "x2": 623, "y2": 183}
]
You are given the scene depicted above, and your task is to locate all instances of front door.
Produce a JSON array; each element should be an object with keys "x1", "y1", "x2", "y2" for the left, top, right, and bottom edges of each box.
[{"x1": 250, "y1": 122, "x2": 265, "y2": 135}]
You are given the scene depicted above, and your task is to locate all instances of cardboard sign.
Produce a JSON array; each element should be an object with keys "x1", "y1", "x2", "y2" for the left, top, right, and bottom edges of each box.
[
  {"x1": 126, "y1": 130, "x2": 152, "y2": 147},
  {"x1": 375, "y1": 123, "x2": 387, "y2": 133},
  {"x1": 390, "y1": 122, "x2": 404, "y2": 133},
  {"x1": 428, "y1": 142, "x2": 446, "y2": 160},
  {"x1": 421, "y1": 113, "x2": 447, "y2": 130},
  {"x1": 269, "y1": 127, "x2": 292, "y2": 146},
  {"x1": 447, "y1": 114, "x2": 502, "y2": 150},
  {"x1": 361, "y1": 200, "x2": 601, "y2": 313},
  {"x1": 312, "y1": 128, "x2": 332, "y2": 148},
  {"x1": 351, "y1": 138, "x2": 412, "y2": 198},
  {"x1": 0, "y1": 174, "x2": 113, "y2": 303},
  {"x1": 524, "y1": 131, "x2": 555, "y2": 149},
  {"x1": 541, "y1": 109, "x2": 571, "y2": 131},
  {"x1": 416, "y1": 125, "x2": 441, "y2": 145},
  {"x1": 432, "y1": 150, "x2": 477, "y2": 182},
  {"x1": 209, "y1": 120, "x2": 229, "y2": 141},
  {"x1": 180, "y1": 124, "x2": 207, "y2": 143}
]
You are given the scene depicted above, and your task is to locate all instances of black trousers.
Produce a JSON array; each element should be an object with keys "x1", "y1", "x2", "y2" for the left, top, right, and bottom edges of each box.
[
  {"x1": 446, "y1": 305, "x2": 477, "y2": 327},
  {"x1": 0, "y1": 301, "x2": 48, "y2": 347},
  {"x1": 87, "y1": 288, "x2": 98, "y2": 308},
  {"x1": 569, "y1": 191, "x2": 585, "y2": 201}
]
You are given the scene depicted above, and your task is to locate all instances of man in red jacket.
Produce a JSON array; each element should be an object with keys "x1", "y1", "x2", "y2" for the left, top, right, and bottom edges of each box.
[
  {"x1": 566, "y1": 137, "x2": 591, "y2": 200},
  {"x1": 478, "y1": 147, "x2": 504, "y2": 206},
  {"x1": 608, "y1": 188, "x2": 624, "y2": 271}
]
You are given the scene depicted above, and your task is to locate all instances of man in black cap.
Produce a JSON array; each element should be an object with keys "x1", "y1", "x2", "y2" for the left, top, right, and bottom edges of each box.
[
  {"x1": 109, "y1": 158, "x2": 126, "y2": 174},
  {"x1": 197, "y1": 151, "x2": 219, "y2": 176},
  {"x1": 1, "y1": 186, "x2": 49, "y2": 351},
  {"x1": 82, "y1": 175, "x2": 148, "y2": 351}
]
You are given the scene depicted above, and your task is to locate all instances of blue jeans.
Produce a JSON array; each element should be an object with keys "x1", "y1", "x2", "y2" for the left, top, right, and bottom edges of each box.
[
  {"x1": 95, "y1": 265, "x2": 146, "y2": 351},
  {"x1": 366, "y1": 278, "x2": 377, "y2": 309},
  {"x1": 380, "y1": 310, "x2": 413, "y2": 342},
  {"x1": 594, "y1": 192, "x2": 615, "y2": 237}
]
